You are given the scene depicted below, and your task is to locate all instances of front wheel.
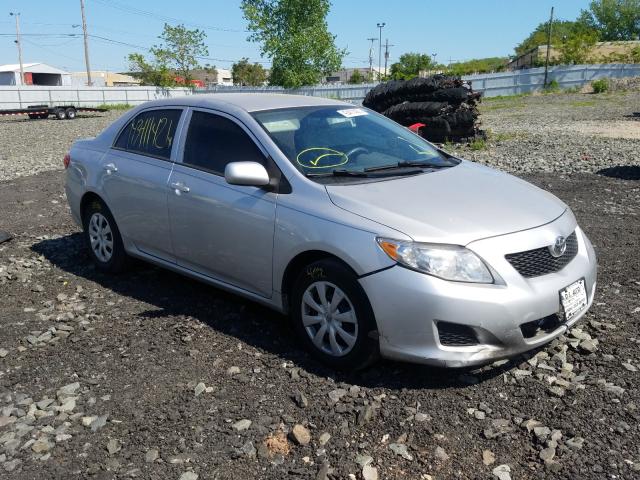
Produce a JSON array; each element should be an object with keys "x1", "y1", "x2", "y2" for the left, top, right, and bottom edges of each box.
[
  {"x1": 82, "y1": 198, "x2": 129, "y2": 273},
  {"x1": 291, "y1": 259, "x2": 379, "y2": 370}
]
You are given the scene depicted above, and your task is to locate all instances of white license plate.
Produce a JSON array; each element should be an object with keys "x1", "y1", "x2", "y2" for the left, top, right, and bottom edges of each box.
[{"x1": 560, "y1": 278, "x2": 587, "y2": 322}]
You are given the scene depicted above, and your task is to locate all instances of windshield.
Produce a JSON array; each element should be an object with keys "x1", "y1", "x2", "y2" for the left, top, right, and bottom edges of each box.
[{"x1": 252, "y1": 106, "x2": 458, "y2": 179}]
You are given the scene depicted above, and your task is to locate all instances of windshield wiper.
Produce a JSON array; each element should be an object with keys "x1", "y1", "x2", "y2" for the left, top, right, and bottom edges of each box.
[
  {"x1": 364, "y1": 161, "x2": 449, "y2": 172},
  {"x1": 305, "y1": 169, "x2": 370, "y2": 178}
]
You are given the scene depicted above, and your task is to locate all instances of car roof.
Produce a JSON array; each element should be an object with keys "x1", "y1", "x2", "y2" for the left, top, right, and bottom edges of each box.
[{"x1": 140, "y1": 93, "x2": 351, "y2": 113}]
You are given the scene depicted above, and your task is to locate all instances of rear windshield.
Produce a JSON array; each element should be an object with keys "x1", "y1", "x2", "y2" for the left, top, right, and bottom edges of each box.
[{"x1": 252, "y1": 106, "x2": 457, "y2": 176}]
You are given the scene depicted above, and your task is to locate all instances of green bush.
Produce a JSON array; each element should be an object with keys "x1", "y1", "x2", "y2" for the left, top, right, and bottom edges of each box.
[
  {"x1": 591, "y1": 78, "x2": 609, "y2": 94},
  {"x1": 543, "y1": 79, "x2": 560, "y2": 93}
]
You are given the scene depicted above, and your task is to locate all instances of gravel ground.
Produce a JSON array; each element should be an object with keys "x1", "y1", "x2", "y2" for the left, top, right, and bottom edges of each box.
[
  {"x1": 0, "y1": 94, "x2": 639, "y2": 479},
  {"x1": 452, "y1": 91, "x2": 640, "y2": 175}
]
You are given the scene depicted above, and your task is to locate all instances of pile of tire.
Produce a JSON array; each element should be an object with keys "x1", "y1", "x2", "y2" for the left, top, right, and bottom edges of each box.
[{"x1": 362, "y1": 75, "x2": 482, "y2": 143}]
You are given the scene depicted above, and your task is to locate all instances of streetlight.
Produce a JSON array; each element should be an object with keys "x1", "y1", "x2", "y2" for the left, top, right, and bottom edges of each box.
[
  {"x1": 9, "y1": 12, "x2": 25, "y2": 85},
  {"x1": 377, "y1": 22, "x2": 385, "y2": 81}
]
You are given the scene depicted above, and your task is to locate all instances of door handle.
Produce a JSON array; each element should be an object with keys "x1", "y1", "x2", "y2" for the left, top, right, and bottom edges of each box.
[
  {"x1": 103, "y1": 163, "x2": 118, "y2": 174},
  {"x1": 170, "y1": 181, "x2": 190, "y2": 194}
]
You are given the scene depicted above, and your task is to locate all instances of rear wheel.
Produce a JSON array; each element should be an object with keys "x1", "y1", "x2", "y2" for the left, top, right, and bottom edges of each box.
[
  {"x1": 65, "y1": 108, "x2": 77, "y2": 119},
  {"x1": 291, "y1": 259, "x2": 379, "y2": 370},
  {"x1": 82, "y1": 198, "x2": 129, "y2": 273},
  {"x1": 54, "y1": 108, "x2": 67, "y2": 120}
]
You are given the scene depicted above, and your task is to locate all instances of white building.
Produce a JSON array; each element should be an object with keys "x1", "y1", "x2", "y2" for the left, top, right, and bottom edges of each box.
[
  {"x1": 0, "y1": 63, "x2": 72, "y2": 86},
  {"x1": 71, "y1": 71, "x2": 141, "y2": 87}
]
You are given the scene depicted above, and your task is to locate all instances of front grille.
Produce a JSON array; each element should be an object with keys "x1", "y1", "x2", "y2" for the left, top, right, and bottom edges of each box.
[
  {"x1": 505, "y1": 232, "x2": 578, "y2": 278},
  {"x1": 437, "y1": 322, "x2": 478, "y2": 346}
]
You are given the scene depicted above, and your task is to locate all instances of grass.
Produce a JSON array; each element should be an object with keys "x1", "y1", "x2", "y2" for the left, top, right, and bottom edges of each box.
[
  {"x1": 489, "y1": 131, "x2": 522, "y2": 142},
  {"x1": 469, "y1": 138, "x2": 487, "y2": 151},
  {"x1": 96, "y1": 103, "x2": 134, "y2": 110}
]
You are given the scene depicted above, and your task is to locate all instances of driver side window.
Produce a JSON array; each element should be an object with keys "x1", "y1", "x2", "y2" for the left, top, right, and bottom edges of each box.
[{"x1": 182, "y1": 111, "x2": 266, "y2": 176}]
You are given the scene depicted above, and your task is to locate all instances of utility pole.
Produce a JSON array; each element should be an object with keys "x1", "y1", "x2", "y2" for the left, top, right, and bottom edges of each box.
[
  {"x1": 376, "y1": 22, "x2": 385, "y2": 81},
  {"x1": 543, "y1": 6, "x2": 554, "y2": 87},
  {"x1": 367, "y1": 37, "x2": 376, "y2": 82},
  {"x1": 383, "y1": 39, "x2": 394, "y2": 78},
  {"x1": 79, "y1": 0, "x2": 93, "y2": 86},
  {"x1": 9, "y1": 12, "x2": 24, "y2": 85}
]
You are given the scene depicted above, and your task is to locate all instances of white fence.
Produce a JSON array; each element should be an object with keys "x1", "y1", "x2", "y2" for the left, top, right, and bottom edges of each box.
[
  {"x1": 0, "y1": 86, "x2": 192, "y2": 109},
  {"x1": 197, "y1": 64, "x2": 640, "y2": 101},
  {"x1": 1, "y1": 64, "x2": 639, "y2": 110},
  {"x1": 464, "y1": 64, "x2": 640, "y2": 97},
  {"x1": 196, "y1": 83, "x2": 377, "y2": 105}
]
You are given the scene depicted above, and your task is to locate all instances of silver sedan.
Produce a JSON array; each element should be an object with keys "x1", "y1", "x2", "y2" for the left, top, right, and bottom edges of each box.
[{"x1": 64, "y1": 94, "x2": 597, "y2": 369}]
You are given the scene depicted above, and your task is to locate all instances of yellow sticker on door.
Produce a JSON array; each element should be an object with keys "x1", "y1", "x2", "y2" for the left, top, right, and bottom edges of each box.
[{"x1": 296, "y1": 147, "x2": 348, "y2": 169}]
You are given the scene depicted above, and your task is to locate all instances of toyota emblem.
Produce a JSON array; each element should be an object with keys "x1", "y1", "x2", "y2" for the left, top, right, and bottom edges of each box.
[{"x1": 549, "y1": 236, "x2": 567, "y2": 258}]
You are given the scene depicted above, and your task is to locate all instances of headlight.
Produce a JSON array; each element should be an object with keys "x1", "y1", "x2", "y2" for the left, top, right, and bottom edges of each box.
[{"x1": 377, "y1": 238, "x2": 494, "y2": 283}]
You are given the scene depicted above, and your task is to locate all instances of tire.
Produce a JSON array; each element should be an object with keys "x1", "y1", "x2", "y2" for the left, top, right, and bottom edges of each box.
[
  {"x1": 65, "y1": 108, "x2": 77, "y2": 119},
  {"x1": 82, "y1": 198, "x2": 129, "y2": 273},
  {"x1": 54, "y1": 108, "x2": 67, "y2": 120},
  {"x1": 28, "y1": 113, "x2": 38, "y2": 120},
  {"x1": 291, "y1": 259, "x2": 379, "y2": 370},
  {"x1": 382, "y1": 101, "x2": 450, "y2": 125}
]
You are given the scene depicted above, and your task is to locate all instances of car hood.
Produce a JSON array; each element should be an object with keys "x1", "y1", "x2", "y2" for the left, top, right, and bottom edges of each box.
[{"x1": 325, "y1": 161, "x2": 567, "y2": 245}]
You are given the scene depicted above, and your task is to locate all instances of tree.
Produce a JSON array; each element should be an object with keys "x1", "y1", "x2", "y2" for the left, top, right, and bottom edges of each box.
[
  {"x1": 558, "y1": 28, "x2": 599, "y2": 64},
  {"x1": 447, "y1": 57, "x2": 507, "y2": 75},
  {"x1": 232, "y1": 58, "x2": 268, "y2": 85},
  {"x1": 127, "y1": 52, "x2": 176, "y2": 87},
  {"x1": 241, "y1": 0, "x2": 346, "y2": 88},
  {"x1": 128, "y1": 24, "x2": 208, "y2": 86},
  {"x1": 150, "y1": 24, "x2": 209, "y2": 82},
  {"x1": 389, "y1": 53, "x2": 434, "y2": 80},
  {"x1": 348, "y1": 69, "x2": 364, "y2": 84},
  {"x1": 515, "y1": 20, "x2": 581, "y2": 56},
  {"x1": 578, "y1": 0, "x2": 640, "y2": 40}
]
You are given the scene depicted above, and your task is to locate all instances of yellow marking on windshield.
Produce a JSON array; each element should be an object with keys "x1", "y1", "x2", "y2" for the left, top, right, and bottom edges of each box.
[
  {"x1": 397, "y1": 136, "x2": 431, "y2": 155},
  {"x1": 296, "y1": 147, "x2": 348, "y2": 169}
]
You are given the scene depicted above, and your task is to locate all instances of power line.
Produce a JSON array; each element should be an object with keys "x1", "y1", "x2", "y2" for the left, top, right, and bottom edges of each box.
[
  {"x1": 87, "y1": 34, "x2": 270, "y2": 65},
  {"x1": 90, "y1": 0, "x2": 249, "y2": 33}
]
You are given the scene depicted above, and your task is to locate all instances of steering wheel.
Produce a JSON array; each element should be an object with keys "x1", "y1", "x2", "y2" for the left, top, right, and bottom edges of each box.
[{"x1": 345, "y1": 147, "x2": 370, "y2": 162}]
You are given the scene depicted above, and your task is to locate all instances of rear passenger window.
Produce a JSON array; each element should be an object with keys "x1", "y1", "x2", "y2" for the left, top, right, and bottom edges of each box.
[
  {"x1": 183, "y1": 111, "x2": 266, "y2": 175},
  {"x1": 114, "y1": 109, "x2": 182, "y2": 160}
]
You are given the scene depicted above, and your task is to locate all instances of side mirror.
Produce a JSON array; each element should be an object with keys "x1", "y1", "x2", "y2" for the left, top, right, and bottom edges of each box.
[{"x1": 224, "y1": 161, "x2": 270, "y2": 187}]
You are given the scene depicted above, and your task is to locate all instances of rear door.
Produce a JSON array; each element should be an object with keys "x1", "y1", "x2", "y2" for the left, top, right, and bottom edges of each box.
[
  {"x1": 101, "y1": 107, "x2": 184, "y2": 262},
  {"x1": 167, "y1": 108, "x2": 276, "y2": 297}
]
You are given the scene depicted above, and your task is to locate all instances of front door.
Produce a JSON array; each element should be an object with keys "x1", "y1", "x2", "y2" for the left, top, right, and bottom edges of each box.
[
  {"x1": 167, "y1": 109, "x2": 276, "y2": 297},
  {"x1": 101, "y1": 107, "x2": 184, "y2": 262}
]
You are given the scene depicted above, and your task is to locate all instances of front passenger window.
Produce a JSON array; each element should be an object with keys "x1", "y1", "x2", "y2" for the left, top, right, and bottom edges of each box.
[{"x1": 183, "y1": 111, "x2": 266, "y2": 175}]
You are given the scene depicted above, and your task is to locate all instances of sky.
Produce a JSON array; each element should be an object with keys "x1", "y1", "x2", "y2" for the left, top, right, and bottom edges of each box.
[{"x1": 0, "y1": 0, "x2": 590, "y2": 73}]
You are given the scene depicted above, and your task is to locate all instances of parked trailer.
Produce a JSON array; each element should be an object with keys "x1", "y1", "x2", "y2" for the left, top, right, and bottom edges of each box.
[{"x1": 0, "y1": 104, "x2": 107, "y2": 120}]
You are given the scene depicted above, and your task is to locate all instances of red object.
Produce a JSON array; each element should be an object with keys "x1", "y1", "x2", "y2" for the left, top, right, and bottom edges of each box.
[
  {"x1": 408, "y1": 122, "x2": 425, "y2": 132},
  {"x1": 23, "y1": 72, "x2": 33, "y2": 85},
  {"x1": 173, "y1": 76, "x2": 204, "y2": 87},
  {"x1": 63, "y1": 153, "x2": 70, "y2": 169}
]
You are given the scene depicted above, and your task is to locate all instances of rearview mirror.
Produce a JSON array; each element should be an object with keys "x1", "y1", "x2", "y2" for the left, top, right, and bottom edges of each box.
[{"x1": 224, "y1": 161, "x2": 270, "y2": 187}]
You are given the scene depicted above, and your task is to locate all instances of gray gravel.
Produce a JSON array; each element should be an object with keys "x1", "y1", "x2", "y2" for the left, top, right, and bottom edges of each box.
[
  {"x1": 0, "y1": 111, "x2": 123, "y2": 182},
  {"x1": 448, "y1": 91, "x2": 640, "y2": 174}
]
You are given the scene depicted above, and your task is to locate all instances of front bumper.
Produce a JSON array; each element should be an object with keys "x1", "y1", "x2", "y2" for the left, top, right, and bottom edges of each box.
[{"x1": 359, "y1": 219, "x2": 598, "y2": 367}]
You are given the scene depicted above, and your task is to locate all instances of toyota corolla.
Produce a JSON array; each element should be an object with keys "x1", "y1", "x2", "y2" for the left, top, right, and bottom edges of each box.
[{"x1": 64, "y1": 94, "x2": 597, "y2": 369}]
